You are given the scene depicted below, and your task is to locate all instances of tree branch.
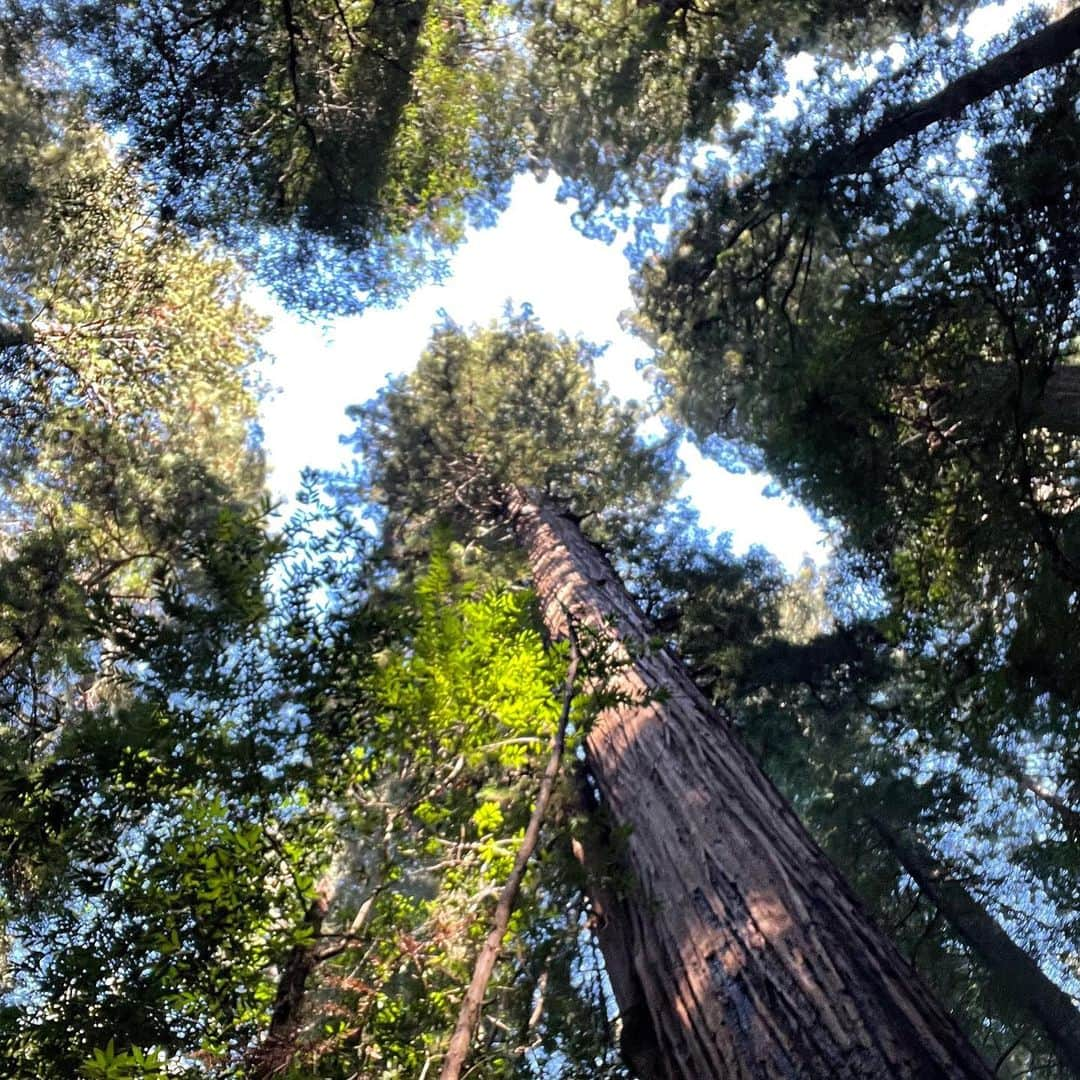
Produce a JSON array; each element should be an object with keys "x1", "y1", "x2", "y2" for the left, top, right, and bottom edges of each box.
[
  {"x1": 438, "y1": 632, "x2": 581, "y2": 1080},
  {"x1": 811, "y1": 8, "x2": 1080, "y2": 182}
]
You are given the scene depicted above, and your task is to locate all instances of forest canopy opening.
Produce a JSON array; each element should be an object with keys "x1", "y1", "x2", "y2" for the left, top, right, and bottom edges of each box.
[{"x1": 0, "y1": 2, "x2": 1077, "y2": 1078}]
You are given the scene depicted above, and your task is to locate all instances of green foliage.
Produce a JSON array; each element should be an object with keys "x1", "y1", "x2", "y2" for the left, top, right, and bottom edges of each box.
[
  {"x1": 82, "y1": 1041, "x2": 166, "y2": 1080},
  {"x1": 349, "y1": 308, "x2": 679, "y2": 555},
  {"x1": 0, "y1": 54, "x2": 281, "y2": 1079},
  {"x1": 522, "y1": 0, "x2": 967, "y2": 231},
  {"x1": 1, "y1": 4, "x2": 1078, "y2": 1077},
  {"x1": 631, "y1": 40, "x2": 1080, "y2": 1068},
  {"x1": 0, "y1": 511, "x2": 625, "y2": 1076},
  {"x1": 17, "y1": 0, "x2": 972, "y2": 310},
  {"x1": 238, "y1": 541, "x2": 623, "y2": 1077},
  {"x1": 639, "y1": 37, "x2": 1080, "y2": 708},
  {"x1": 0, "y1": 59, "x2": 268, "y2": 761},
  {"x1": 0, "y1": 577, "x2": 316, "y2": 1075},
  {"x1": 44, "y1": 0, "x2": 523, "y2": 313}
]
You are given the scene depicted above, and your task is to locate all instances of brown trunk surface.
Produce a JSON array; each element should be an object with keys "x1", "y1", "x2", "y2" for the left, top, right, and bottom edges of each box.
[
  {"x1": 813, "y1": 7, "x2": 1080, "y2": 182},
  {"x1": 871, "y1": 817, "x2": 1080, "y2": 1076},
  {"x1": 572, "y1": 764, "x2": 668, "y2": 1078},
  {"x1": 1033, "y1": 364, "x2": 1080, "y2": 437},
  {"x1": 505, "y1": 487, "x2": 991, "y2": 1079}
]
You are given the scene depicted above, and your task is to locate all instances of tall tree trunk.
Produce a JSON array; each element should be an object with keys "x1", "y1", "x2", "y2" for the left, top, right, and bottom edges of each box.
[
  {"x1": 571, "y1": 763, "x2": 668, "y2": 1078},
  {"x1": 1032, "y1": 364, "x2": 1080, "y2": 437},
  {"x1": 811, "y1": 6, "x2": 1080, "y2": 183},
  {"x1": 870, "y1": 817, "x2": 1080, "y2": 1076},
  {"x1": 503, "y1": 487, "x2": 991, "y2": 1079}
]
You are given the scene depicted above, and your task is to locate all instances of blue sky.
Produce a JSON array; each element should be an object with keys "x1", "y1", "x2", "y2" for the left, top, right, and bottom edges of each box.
[
  {"x1": 255, "y1": 175, "x2": 828, "y2": 570},
  {"x1": 253, "y1": 0, "x2": 1032, "y2": 573}
]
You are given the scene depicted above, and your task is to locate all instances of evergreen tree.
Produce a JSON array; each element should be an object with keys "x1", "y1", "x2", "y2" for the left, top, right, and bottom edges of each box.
[
  {"x1": 0, "y1": 57, "x2": 274, "y2": 1075},
  {"x1": 40, "y1": 0, "x2": 523, "y2": 312},
  {"x1": 636, "y1": 15, "x2": 1080, "y2": 873},
  {"x1": 2, "y1": 2, "x2": 1078, "y2": 1076},
  {"x1": 0, "y1": 58, "x2": 266, "y2": 762},
  {"x1": 351, "y1": 312, "x2": 992, "y2": 1077},
  {"x1": 673, "y1": 571, "x2": 1080, "y2": 1075},
  {"x1": 22, "y1": 0, "x2": 988, "y2": 309},
  {"x1": 637, "y1": 13, "x2": 1080, "y2": 706},
  {"x1": 521, "y1": 0, "x2": 974, "y2": 233}
]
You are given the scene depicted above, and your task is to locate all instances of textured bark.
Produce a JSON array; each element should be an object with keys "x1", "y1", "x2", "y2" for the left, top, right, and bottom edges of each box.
[
  {"x1": 812, "y1": 7, "x2": 1080, "y2": 182},
  {"x1": 871, "y1": 818, "x2": 1080, "y2": 1075},
  {"x1": 1033, "y1": 364, "x2": 1080, "y2": 437},
  {"x1": 504, "y1": 487, "x2": 991, "y2": 1079},
  {"x1": 571, "y1": 764, "x2": 669, "y2": 1079}
]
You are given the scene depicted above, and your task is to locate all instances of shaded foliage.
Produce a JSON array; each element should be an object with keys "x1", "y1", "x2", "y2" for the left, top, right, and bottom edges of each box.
[
  {"x1": 40, "y1": 0, "x2": 522, "y2": 312},
  {"x1": 639, "y1": 24, "x2": 1080, "y2": 714}
]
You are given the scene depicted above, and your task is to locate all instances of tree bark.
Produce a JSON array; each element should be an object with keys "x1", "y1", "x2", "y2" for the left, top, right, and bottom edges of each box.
[
  {"x1": 504, "y1": 487, "x2": 991, "y2": 1079},
  {"x1": 812, "y1": 7, "x2": 1080, "y2": 182},
  {"x1": 571, "y1": 762, "x2": 667, "y2": 1078},
  {"x1": 870, "y1": 817, "x2": 1080, "y2": 1076},
  {"x1": 1031, "y1": 364, "x2": 1080, "y2": 437}
]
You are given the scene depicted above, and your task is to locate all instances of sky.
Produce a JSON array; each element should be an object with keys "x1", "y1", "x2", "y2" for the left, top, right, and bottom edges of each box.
[
  {"x1": 254, "y1": 0, "x2": 1034, "y2": 574},
  {"x1": 255, "y1": 175, "x2": 829, "y2": 572}
]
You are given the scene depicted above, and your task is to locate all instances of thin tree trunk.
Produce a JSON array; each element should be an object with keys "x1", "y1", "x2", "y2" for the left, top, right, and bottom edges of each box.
[
  {"x1": 870, "y1": 817, "x2": 1080, "y2": 1075},
  {"x1": 968, "y1": 738, "x2": 1080, "y2": 834},
  {"x1": 246, "y1": 884, "x2": 333, "y2": 1080},
  {"x1": 504, "y1": 486, "x2": 991, "y2": 1079},
  {"x1": 668, "y1": 7, "x2": 1080, "y2": 296},
  {"x1": 439, "y1": 639, "x2": 580, "y2": 1080},
  {"x1": 812, "y1": 7, "x2": 1080, "y2": 182}
]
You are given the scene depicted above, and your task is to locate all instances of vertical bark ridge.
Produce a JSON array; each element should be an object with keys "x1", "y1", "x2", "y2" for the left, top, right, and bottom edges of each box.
[
  {"x1": 573, "y1": 763, "x2": 673, "y2": 1079},
  {"x1": 504, "y1": 487, "x2": 992, "y2": 1079}
]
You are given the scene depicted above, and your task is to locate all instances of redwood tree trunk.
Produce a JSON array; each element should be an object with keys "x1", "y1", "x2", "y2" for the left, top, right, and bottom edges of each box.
[
  {"x1": 504, "y1": 487, "x2": 991, "y2": 1079},
  {"x1": 871, "y1": 817, "x2": 1080, "y2": 1076},
  {"x1": 1033, "y1": 364, "x2": 1080, "y2": 437},
  {"x1": 812, "y1": 6, "x2": 1080, "y2": 183}
]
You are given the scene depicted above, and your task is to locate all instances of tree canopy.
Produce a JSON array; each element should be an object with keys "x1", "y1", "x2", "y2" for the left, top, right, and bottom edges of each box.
[
  {"x1": 22, "y1": 0, "x2": 987, "y2": 310},
  {"x1": 29, "y1": 0, "x2": 521, "y2": 313},
  {"x1": 2, "y1": 0, "x2": 1080, "y2": 1077}
]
